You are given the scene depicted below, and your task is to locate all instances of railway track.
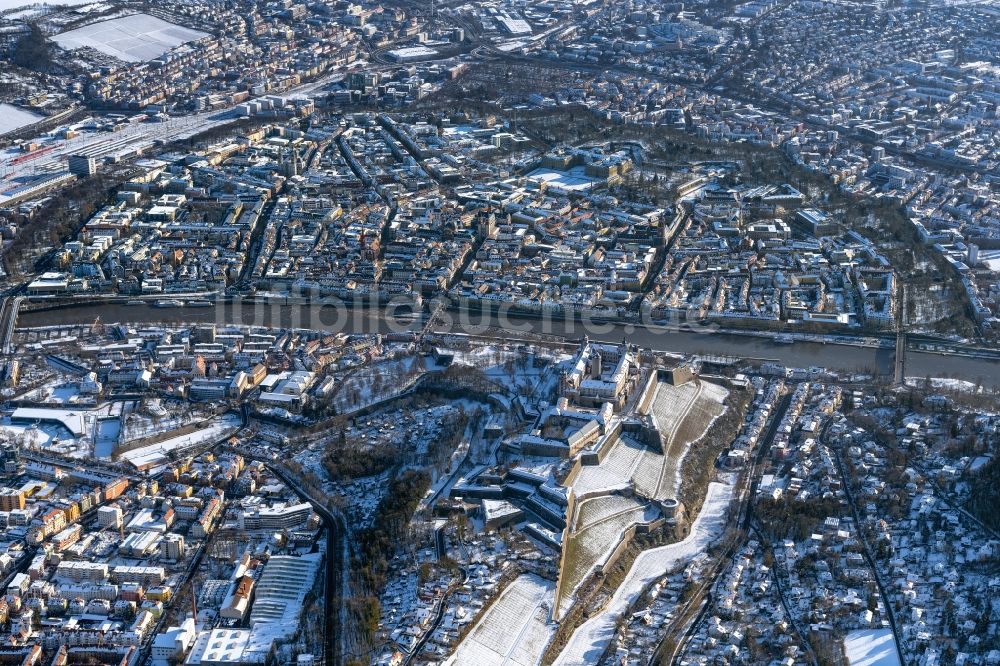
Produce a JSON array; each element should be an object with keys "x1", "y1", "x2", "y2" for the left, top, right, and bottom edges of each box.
[{"x1": 651, "y1": 390, "x2": 793, "y2": 665}]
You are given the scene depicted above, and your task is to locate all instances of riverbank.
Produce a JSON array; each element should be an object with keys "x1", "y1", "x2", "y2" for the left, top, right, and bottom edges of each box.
[{"x1": 15, "y1": 299, "x2": 1000, "y2": 386}]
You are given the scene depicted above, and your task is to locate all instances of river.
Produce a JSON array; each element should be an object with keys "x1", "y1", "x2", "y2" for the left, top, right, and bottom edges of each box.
[{"x1": 16, "y1": 300, "x2": 1000, "y2": 386}]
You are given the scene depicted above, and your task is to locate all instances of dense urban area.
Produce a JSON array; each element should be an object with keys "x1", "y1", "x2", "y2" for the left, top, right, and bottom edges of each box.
[{"x1": 0, "y1": 0, "x2": 998, "y2": 665}]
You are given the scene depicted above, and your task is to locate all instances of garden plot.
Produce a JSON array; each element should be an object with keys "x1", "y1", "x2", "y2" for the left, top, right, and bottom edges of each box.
[
  {"x1": 447, "y1": 573, "x2": 555, "y2": 666},
  {"x1": 554, "y1": 480, "x2": 736, "y2": 665},
  {"x1": 558, "y1": 494, "x2": 659, "y2": 611},
  {"x1": 575, "y1": 494, "x2": 649, "y2": 529},
  {"x1": 53, "y1": 13, "x2": 208, "y2": 62},
  {"x1": 648, "y1": 380, "x2": 728, "y2": 499}
]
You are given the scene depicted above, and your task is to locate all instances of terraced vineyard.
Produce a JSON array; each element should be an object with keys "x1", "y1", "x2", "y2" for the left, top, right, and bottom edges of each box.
[
  {"x1": 557, "y1": 379, "x2": 730, "y2": 614},
  {"x1": 573, "y1": 436, "x2": 653, "y2": 495},
  {"x1": 648, "y1": 380, "x2": 729, "y2": 500},
  {"x1": 448, "y1": 574, "x2": 556, "y2": 666},
  {"x1": 559, "y1": 494, "x2": 659, "y2": 611}
]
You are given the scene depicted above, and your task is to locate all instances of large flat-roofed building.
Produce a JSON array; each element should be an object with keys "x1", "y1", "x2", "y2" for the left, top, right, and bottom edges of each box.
[
  {"x1": 111, "y1": 565, "x2": 165, "y2": 585},
  {"x1": 257, "y1": 370, "x2": 315, "y2": 410},
  {"x1": 386, "y1": 46, "x2": 437, "y2": 62},
  {"x1": 237, "y1": 502, "x2": 313, "y2": 531},
  {"x1": 55, "y1": 560, "x2": 109, "y2": 583},
  {"x1": 26, "y1": 272, "x2": 72, "y2": 295},
  {"x1": 248, "y1": 553, "x2": 321, "y2": 636},
  {"x1": 68, "y1": 154, "x2": 98, "y2": 177},
  {"x1": 10, "y1": 407, "x2": 88, "y2": 437},
  {"x1": 796, "y1": 208, "x2": 839, "y2": 236},
  {"x1": 746, "y1": 219, "x2": 791, "y2": 241},
  {"x1": 0, "y1": 488, "x2": 25, "y2": 512},
  {"x1": 184, "y1": 628, "x2": 273, "y2": 666}
]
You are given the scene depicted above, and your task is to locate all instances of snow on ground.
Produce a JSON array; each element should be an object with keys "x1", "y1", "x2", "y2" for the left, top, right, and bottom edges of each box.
[
  {"x1": 53, "y1": 13, "x2": 208, "y2": 62},
  {"x1": 2, "y1": 7, "x2": 40, "y2": 17},
  {"x1": 649, "y1": 380, "x2": 728, "y2": 498},
  {"x1": 386, "y1": 46, "x2": 437, "y2": 59},
  {"x1": 0, "y1": 0, "x2": 94, "y2": 11},
  {"x1": 447, "y1": 573, "x2": 555, "y2": 666},
  {"x1": 554, "y1": 479, "x2": 736, "y2": 665},
  {"x1": 572, "y1": 436, "x2": 651, "y2": 495},
  {"x1": 557, "y1": 380, "x2": 729, "y2": 614},
  {"x1": 0, "y1": 420, "x2": 58, "y2": 448},
  {"x1": 118, "y1": 412, "x2": 240, "y2": 470},
  {"x1": 979, "y1": 249, "x2": 1000, "y2": 272},
  {"x1": 497, "y1": 39, "x2": 528, "y2": 52},
  {"x1": 94, "y1": 418, "x2": 121, "y2": 458},
  {"x1": 0, "y1": 63, "x2": 358, "y2": 182},
  {"x1": 120, "y1": 403, "x2": 216, "y2": 444},
  {"x1": 19, "y1": 382, "x2": 93, "y2": 405},
  {"x1": 559, "y1": 494, "x2": 658, "y2": 611},
  {"x1": 0, "y1": 103, "x2": 42, "y2": 136},
  {"x1": 574, "y1": 382, "x2": 728, "y2": 504},
  {"x1": 843, "y1": 629, "x2": 901, "y2": 666},
  {"x1": 331, "y1": 354, "x2": 428, "y2": 413},
  {"x1": 904, "y1": 376, "x2": 983, "y2": 394},
  {"x1": 525, "y1": 166, "x2": 602, "y2": 193}
]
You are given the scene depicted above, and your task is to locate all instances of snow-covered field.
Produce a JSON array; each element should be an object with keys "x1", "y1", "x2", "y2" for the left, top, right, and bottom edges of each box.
[
  {"x1": 843, "y1": 629, "x2": 901, "y2": 666},
  {"x1": 94, "y1": 418, "x2": 121, "y2": 458},
  {"x1": 904, "y1": 376, "x2": 984, "y2": 394},
  {"x1": 118, "y1": 412, "x2": 241, "y2": 470},
  {"x1": 554, "y1": 480, "x2": 736, "y2": 665},
  {"x1": 53, "y1": 13, "x2": 208, "y2": 62},
  {"x1": 0, "y1": 103, "x2": 42, "y2": 136},
  {"x1": 0, "y1": 0, "x2": 93, "y2": 11},
  {"x1": 447, "y1": 573, "x2": 555, "y2": 666}
]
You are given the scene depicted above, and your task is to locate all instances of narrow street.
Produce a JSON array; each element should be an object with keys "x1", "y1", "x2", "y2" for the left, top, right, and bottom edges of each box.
[
  {"x1": 264, "y1": 461, "x2": 349, "y2": 666},
  {"x1": 654, "y1": 390, "x2": 793, "y2": 665},
  {"x1": 830, "y1": 440, "x2": 907, "y2": 666}
]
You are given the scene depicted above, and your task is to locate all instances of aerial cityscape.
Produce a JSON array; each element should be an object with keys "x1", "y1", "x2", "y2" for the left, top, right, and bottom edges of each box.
[{"x1": 0, "y1": 0, "x2": 998, "y2": 664}]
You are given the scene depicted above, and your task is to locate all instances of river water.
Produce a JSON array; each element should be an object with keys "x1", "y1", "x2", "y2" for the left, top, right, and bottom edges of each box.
[{"x1": 17, "y1": 300, "x2": 1000, "y2": 386}]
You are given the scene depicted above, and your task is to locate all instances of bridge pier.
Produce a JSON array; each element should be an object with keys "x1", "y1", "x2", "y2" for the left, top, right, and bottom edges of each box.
[
  {"x1": 894, "y1": 330, "x2": 906, "y2": 386},
  {"x1": 893, "y1": 282, "x2": 907, "y2": 386}
]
